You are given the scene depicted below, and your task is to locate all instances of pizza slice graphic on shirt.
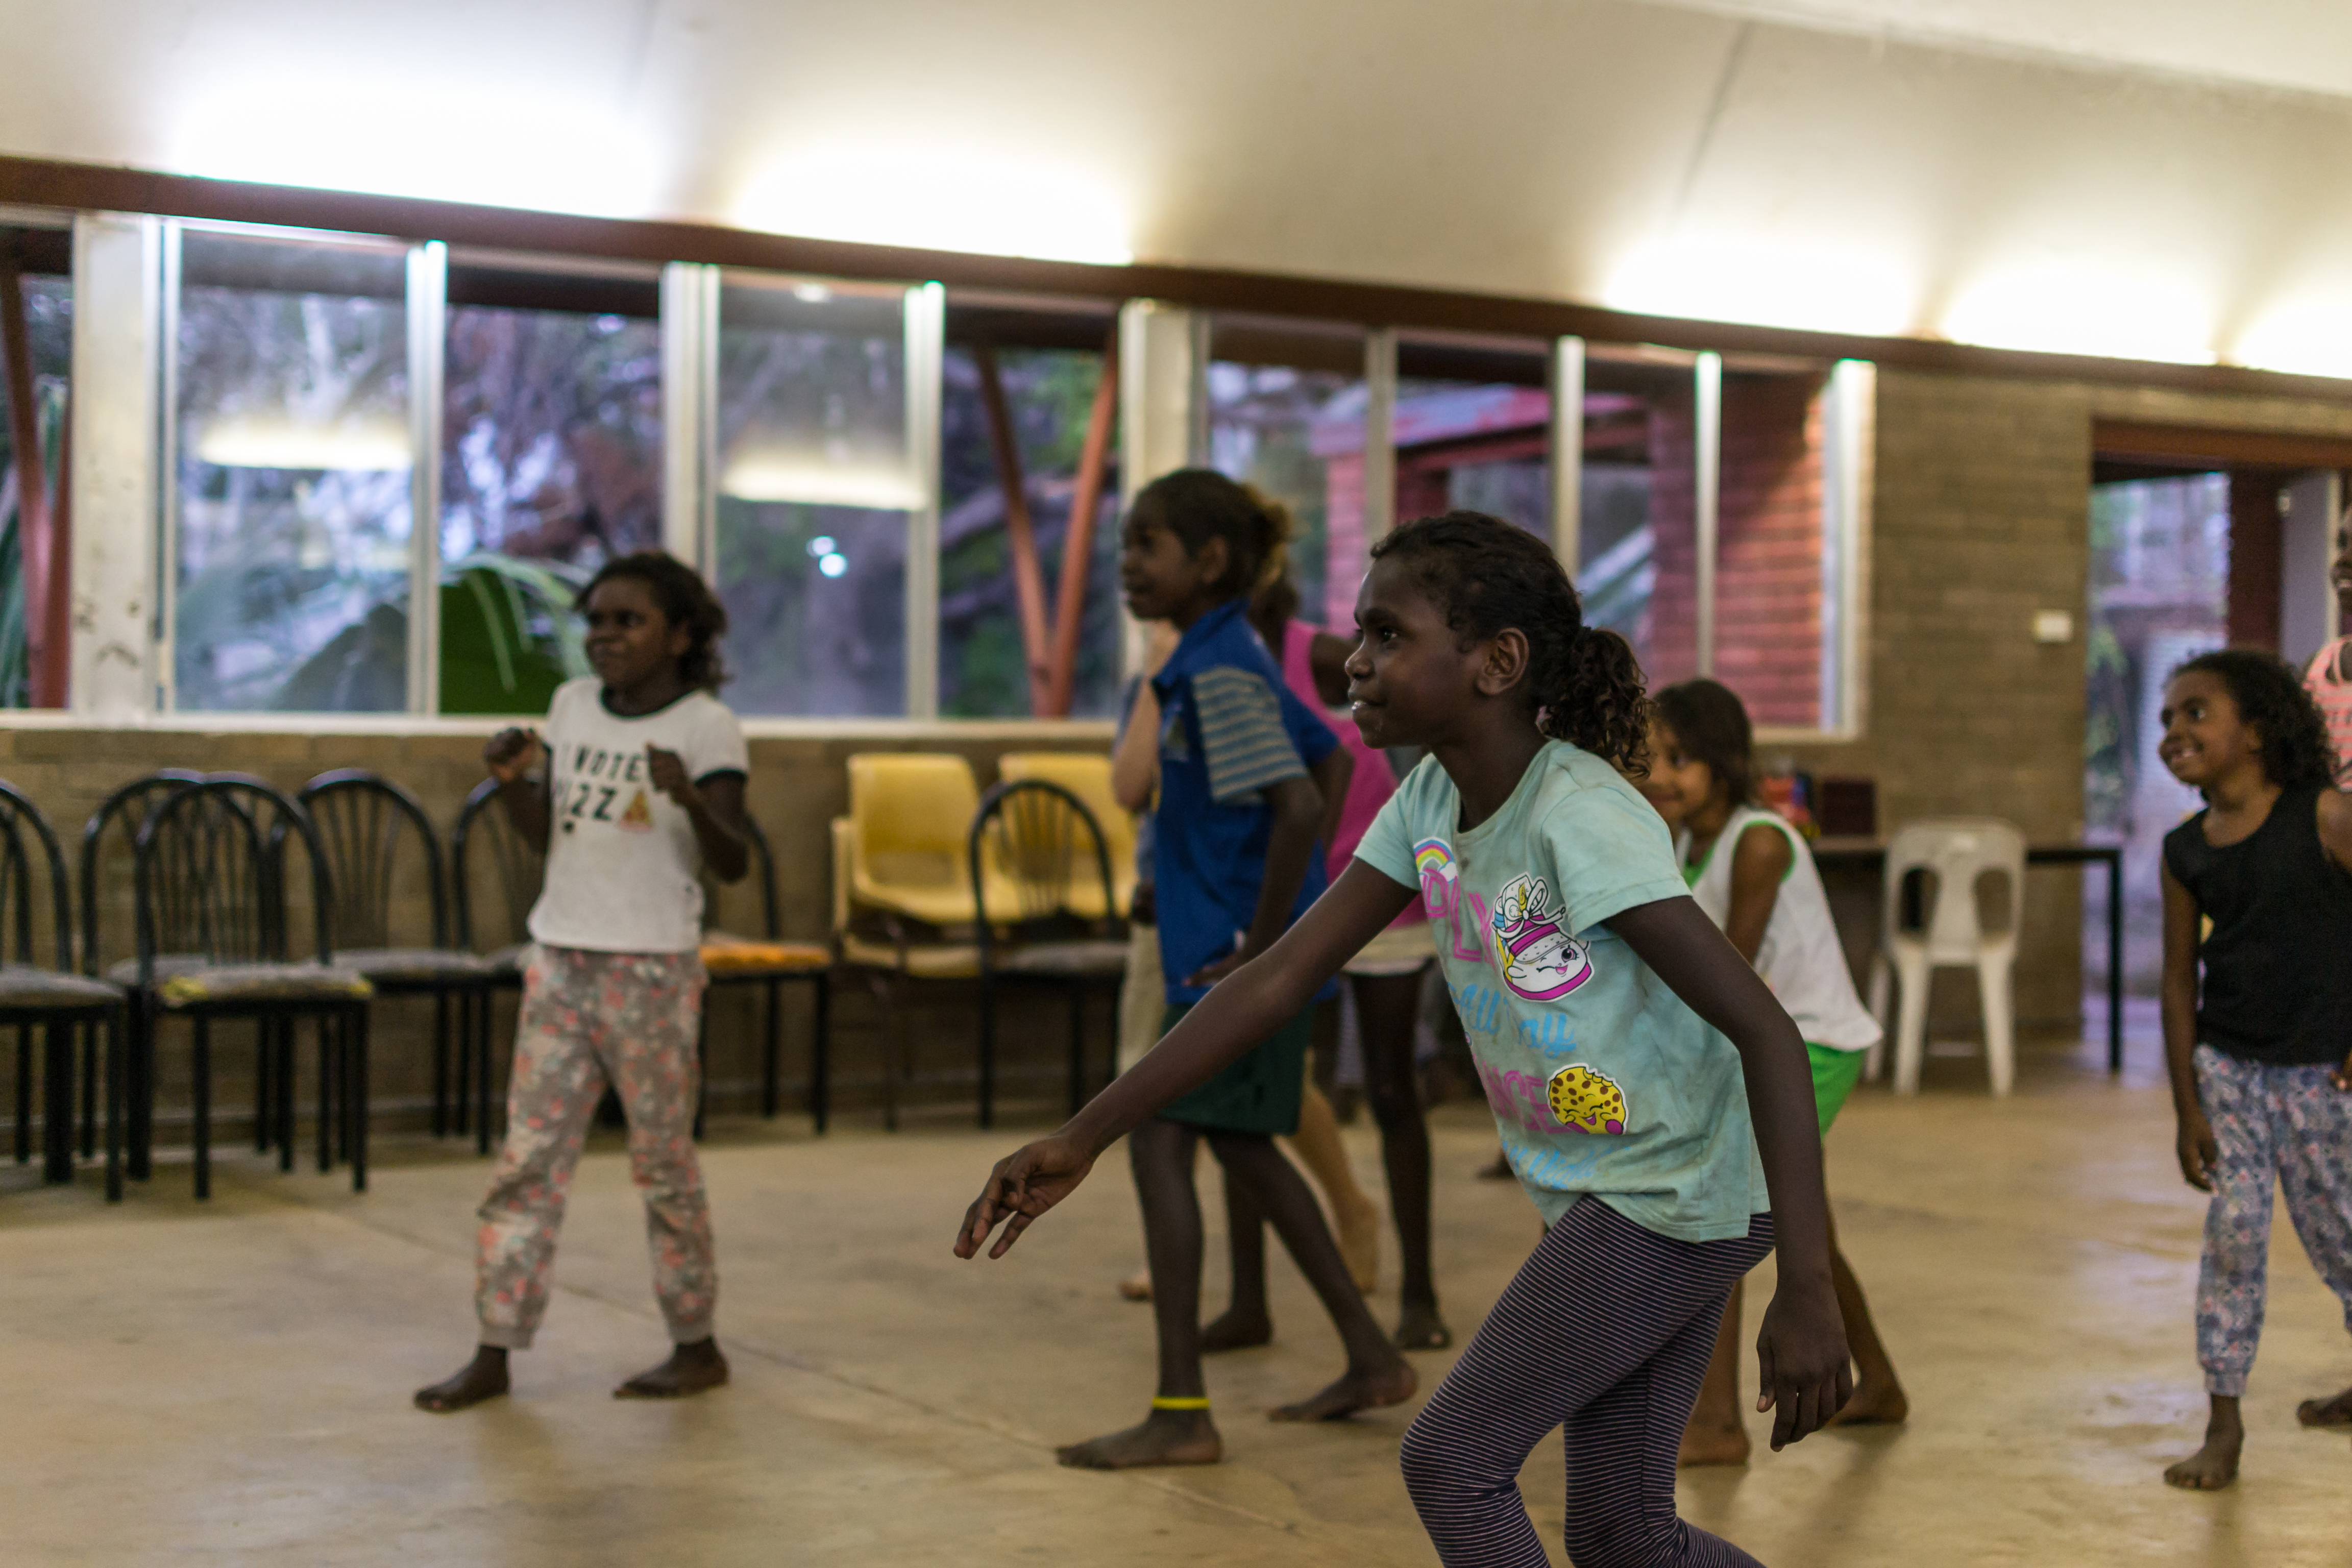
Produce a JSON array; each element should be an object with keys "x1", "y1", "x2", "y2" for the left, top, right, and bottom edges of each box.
[{"x1": 618, "y1": 789, "x2": 655, "y2": 832}]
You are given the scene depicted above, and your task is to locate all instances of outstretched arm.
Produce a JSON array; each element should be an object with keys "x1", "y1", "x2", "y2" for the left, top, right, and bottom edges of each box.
[
  {"x1": 955, "y1": 861, "x2": 1414, "y2": 1259},
  {"x1": 1605, "y1": 895, "x2": 1849, "y2": 1451}
]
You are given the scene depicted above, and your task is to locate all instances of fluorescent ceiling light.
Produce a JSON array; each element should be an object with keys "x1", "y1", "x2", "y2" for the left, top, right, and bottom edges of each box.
[
  {"x1": 719, "y1": 456, "x2": 926, "y2": 510},
  {"x1": 195, "y1": 418, "x2": 411, "y2": 472},
  {"x1": 736, "y1": 150, "x2": 1132, "y2": 264},
  {"x1": 2232, "y1": 300, "x2": 2352, "y2": 378},
  {"x1": 1604, "y1": 240, "x2": 1912, "y2": 336},
  {"x1": 175, "y1": 86, "x2": 658, "y2": 219},
  {"x1": 1941, "y1": 265, "x2": 2214, "y2": 364}
]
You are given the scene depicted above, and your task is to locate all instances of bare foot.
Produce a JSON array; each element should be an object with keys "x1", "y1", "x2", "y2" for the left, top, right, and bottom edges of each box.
[
  {"x1": 1678, "y1": 1419, "x2": 1751, "y2": 1466},
  {"x1": 1393, "y1": 1301, "x2": 1453, "y2": 1351},
  {"x1": 2296, "y1": 1384, "x2": 2352, "y2": 1427},
  {"x1": 1268, "y1": 1355, "x2": 1417, "y2": 1422},
  {"x1": 1826, "y1": 1376, "x2": 1909, "y2": 1427},
  {"x1": 1337, "y1": 1199, "x2": 1381, "y2": 1293},
  {"x1": 1056, "y1": 1408, "x2": 1221, "y2": 1468},
  {"x1": 1200, "y1": 1308, "x2": 1273, "y2": 1352},
  {"x1": 2164, "y1": 1400, "x2": 2243, "y2": 1490},
  {"x1": 614, "y1": 1338, "x2": 730, "y2": 1400},
  {"x1": 414, "y1": 1346, "x2": 509, "y2": 1413},
  {"x1": 1477, "y1": 1149, "x2": 1514, "y2": 1181},
  {"x1": 1118, "y1": 1268, "x2": 1152, "y2": 1302}
]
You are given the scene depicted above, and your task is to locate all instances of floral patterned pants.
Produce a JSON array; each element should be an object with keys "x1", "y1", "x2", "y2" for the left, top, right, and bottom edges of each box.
[
  {"x1": 2194, "y1": 1044, "x2": 2352, "y2": 1398},
  {"x1": 476, "y1": 945, "x2": 715, "y2": 1351}
]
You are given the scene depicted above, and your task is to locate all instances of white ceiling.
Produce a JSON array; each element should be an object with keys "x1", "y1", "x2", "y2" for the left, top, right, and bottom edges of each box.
[{"x1": 5, "y1": 0, "x2": 2351, "y2": 369}]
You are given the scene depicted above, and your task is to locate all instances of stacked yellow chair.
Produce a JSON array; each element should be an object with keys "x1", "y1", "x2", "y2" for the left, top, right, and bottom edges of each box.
[{"x1": 995, "y1": 751, "x2": 1136, "y2": 921}]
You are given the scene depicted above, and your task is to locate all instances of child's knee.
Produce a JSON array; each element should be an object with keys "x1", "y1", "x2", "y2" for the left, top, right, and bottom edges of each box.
[
  {"x1": 628, "y1": 1137, "x2": 701, "y2": 1198},
  {"x1": 1399, "y1": 1402, "x2": 1491, "y2": 1506}
]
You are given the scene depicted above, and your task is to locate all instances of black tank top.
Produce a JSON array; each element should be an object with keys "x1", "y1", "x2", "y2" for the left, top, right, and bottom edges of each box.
[{"x1": 2163, "y1": 786, "x2": 2352, "y2": 1066}]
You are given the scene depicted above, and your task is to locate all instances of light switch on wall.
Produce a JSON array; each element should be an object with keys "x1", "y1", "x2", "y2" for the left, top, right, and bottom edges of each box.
[{"x1": 2032, "y1": 610, "x2": 2075, "y2": 644}]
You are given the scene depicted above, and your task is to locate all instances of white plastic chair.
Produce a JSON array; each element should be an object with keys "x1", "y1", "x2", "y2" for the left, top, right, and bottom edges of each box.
[{"x1": 1865, "y1": 818, "x2": 2026, "y2": 1096}]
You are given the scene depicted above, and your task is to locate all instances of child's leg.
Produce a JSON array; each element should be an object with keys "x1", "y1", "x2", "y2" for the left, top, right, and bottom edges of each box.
[
  {"x1": 1356, "y1": 967, "x2": 1444, "y2": 1346},
  {"x1": 2168, "y1": 1045, "x2": 2274, "y2": 1489},
  {"x1": 2266, "y1": 1063, "x2": 2352, "y2": 1426},
  {"x1": 1205, "y1": 1130, "x2": 1415, "y2": 1422},
  {"x1": 1204, "y1": 1173, "x2": 1273, "y2": 1350},
  {"x1": 601, "y1": 953, "x2": 726, "y2": 1399},
  {"x1": 1287, "y1": 1073, "x2": 1382, "y2": 1291},
  {"x1": 1678, "y1": 1278, "x2": 1749, "y2": 1465},
  {"x1": 416, "y1": 949, "x2": 605, "y2": 1411},
  {"x1": 1823, "y1": 1206, "x2": 1907, "y2": 1424},
  {"x1": 1059, "y1": 1115, "x2": 1221, "y2": 1468},
  {"x1": 1401, "y1": 1198, "x2": 1769, "y2": 1568}
]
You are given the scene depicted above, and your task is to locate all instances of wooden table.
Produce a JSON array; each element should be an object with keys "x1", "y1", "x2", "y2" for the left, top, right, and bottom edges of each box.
[{"x1": 1808, "y1": 838, "x2": 2126, "y2": 1074}]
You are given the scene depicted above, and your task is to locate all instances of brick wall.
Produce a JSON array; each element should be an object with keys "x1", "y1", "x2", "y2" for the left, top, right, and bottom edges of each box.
[{"x1": 1716, "y1": 374, "x2": 1828, "y2": 728}]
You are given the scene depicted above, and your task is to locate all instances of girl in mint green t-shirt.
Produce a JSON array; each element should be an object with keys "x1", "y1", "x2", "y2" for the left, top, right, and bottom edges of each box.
[{"x1": 958, "y1": 512, "x2": 1848, "y2": 1568}]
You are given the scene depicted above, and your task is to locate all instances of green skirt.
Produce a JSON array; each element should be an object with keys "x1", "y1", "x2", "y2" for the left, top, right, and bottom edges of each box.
[{"x1": 1158, "y1": 1001, "x2": 1313, "y2": 1137}]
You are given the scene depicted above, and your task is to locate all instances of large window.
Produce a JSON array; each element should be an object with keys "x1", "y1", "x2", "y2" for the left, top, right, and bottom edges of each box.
[
  {"x1": 713, "y1": 277, "x2": 926, "y2": 717},
  {"x1": 1207, "y1": 318, "x2": 1367, "y2": 633},
  {"x1": 1394, "y1": 335, "x2": 1553, "y2": 544},
  {"x1": 0, "y1": 226, "x2": 70, "y2": 708},
  {"x1": 438, "y1": 258, "x2": 663, "y2": 715},
  {"x1": 169, "y1": 228, "x2": 415, "y2": 713},
  {"x1": 1714, "y1": 364, "x2": 1839, "y2": 728},
  {"x1": 937, "y1": 299, "x2": 1120, "y2": 717}
]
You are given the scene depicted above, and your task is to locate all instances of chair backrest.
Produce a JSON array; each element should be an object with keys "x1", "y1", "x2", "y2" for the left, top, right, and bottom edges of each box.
[
  {"x1": 135, "y1": 777, "x2": 339, "y2": 974},
  {"x1": 299, "y1": 770, "x2": 452, "y2": 952},
  {"x1": 998, "y1": 751, "x2": 1133, "y2": 870},
  {"x1": 701, "y1": 811, "x2": 782, "y2": 940},
  {"x1": 79, "y1": 770, "x2": 205, "y2": 976},
  {"x1": 0, "y1": 780, "x2": 72, "y2": 971},
  {"x1": 847, "y1": 752, "x2": 982, "y2": 913},
  {"x1": 452, "y1": 777, "x2": 545, "y2": 951},
  {"x1": 1882, "y1": 817, "x2": 2026, "y2": 961},
  {"x1": 968, "y1": 779, "x2": 1117, "y2": 955}
]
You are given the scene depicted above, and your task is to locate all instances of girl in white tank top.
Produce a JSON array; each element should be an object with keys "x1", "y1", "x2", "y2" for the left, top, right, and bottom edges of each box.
[{"x1": 1641, "y1": 679, "x2": 1909, "y2": 1464}]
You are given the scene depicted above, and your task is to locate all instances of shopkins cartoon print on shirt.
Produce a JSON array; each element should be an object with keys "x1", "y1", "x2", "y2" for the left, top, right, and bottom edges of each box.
[{"x1": 1489, "y1": 873, "x2": 1594, "y2": 1002}]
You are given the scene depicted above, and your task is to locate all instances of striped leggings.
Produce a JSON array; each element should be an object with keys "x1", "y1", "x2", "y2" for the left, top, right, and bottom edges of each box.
[{"x1": 1401, "y1": 1197, "x2": 1773, "y2": 1567}]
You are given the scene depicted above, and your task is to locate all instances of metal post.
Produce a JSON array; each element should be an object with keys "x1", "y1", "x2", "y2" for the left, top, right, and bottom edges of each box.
[
  {"x1": 1362, "y1": 327, "x2": 1397, "y2": 548},
  {"x1": 1694, "y1": 351, "x2": 1722, "y2": 677},
  {"x1": 1549, "y1": 336, "x2": 1585, "y2": 572},
  {"x1": 69, "y1": 213, "x2": 163, "y2": 722},
  {"x1": 658, "y1": 262, "x2": 713, "y2": 570},
  {"x1": 406, "y1": 241, "x2": 446, "y2": 715},
  {"x1": 902, "y1": 280, "x2": 944, "y2": 720}
]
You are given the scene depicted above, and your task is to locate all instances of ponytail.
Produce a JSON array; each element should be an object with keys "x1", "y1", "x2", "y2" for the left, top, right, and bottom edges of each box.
[
  {"x1": 1369, "y1": 510, "x2": 1652, "y2": 776},
  {"x1": 1132, "y1": 469, "x2": 1292, "y2": 601}
]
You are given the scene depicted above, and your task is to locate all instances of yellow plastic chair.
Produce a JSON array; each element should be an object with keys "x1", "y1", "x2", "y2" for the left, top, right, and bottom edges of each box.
[{"x1": 997, "y1": 751, "x2": 1136, "y2": 920}]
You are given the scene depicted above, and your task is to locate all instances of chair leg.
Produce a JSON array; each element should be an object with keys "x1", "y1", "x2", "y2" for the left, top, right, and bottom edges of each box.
[
  {"x1": 254, "y1": 1018, "x2": 274, "y2": 1155},
  {"x1": 811, "y1": 974, "x2": 830, "y2": 1136},
  {"x1": 1067, "y1": 982, "x2": 1085, "y2": 1117},
  {"x1": 104, "y1": 1010, "x2": 124, "y2": 1204},
  {"x1": 42, "y1": 1020, "x2": 72, "y2": 1184},
  {"x1": 12, "y1": 1021, "x2": 27, "y2": 1164},
  {"x1": 349, "y1": 1006, "x2": 370, "y2": 1194},
  {"x1": 977, "y1": 973, "x2": 996, "y2": 1131},
  {"x1": 1978, "y1": 951, "x2": 2017, "y2": 1098},
  {"x1": 762, "y1": 978, "x2": 780, "y2": 1120},
  {"x1": 863, "y1": 970, "x2": 900, "y2": 1133},
  {"x1": 128, "y1": 997, "x2": 154, "y2": 1183},
  {"x1": 277, "y1": 1021, "x2": 296, "y2": 1173},
  {"x1": 1862, "y1": 953, "x2": 1891, "y2": 1083},
  {"x1": 192, "y1": 1014, "x2": 212, "y2": 1201},
  {"x1": 316, "y1": 1013, "x2": 335, "y2": 1173},
  {"x1": 431, "y1": 991, "x2": 450, "y2": 1140},
  {"x1": 1893, "y1": 952, "x2": 1931, "y2": 1095},
  {"x1": 452, "y1": 990, "x2": 473, "y2": 1139},
  {"x1": 80, "y1": 1019, "x2": 97, "y2": 1160}
]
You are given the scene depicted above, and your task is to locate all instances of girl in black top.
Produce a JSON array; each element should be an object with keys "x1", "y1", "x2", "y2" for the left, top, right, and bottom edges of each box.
[{"x1": 2157, "y1": 649, "x2": 2352, "y2": 1491}]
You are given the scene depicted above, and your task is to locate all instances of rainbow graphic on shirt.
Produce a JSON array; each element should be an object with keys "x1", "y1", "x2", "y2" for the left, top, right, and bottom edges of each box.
[
  {"x1": 1489, "y1": 873, "x2": 1594, "y2": 1001},
  {"x1": 1412, "y1": 837, "x2": 1461, "y2": 919}
]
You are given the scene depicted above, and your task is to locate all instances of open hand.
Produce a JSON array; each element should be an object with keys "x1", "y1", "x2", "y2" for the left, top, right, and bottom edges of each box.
[
  {"x1": 2176, "y1": 1107, "x2": 2219, "y2": 1191},
  {"x1": 646, "y1": 745, "x2": 697, "y2": 810},
  {"x1": 1754, "y1": 1275, "x2": 1852, "y2": 1450},
  {"x1": 955, "y1": 1135, "x2": 1096, "y2": 1260},
  {"x1": 483, "y1": 727, "x2": 545, "y2": 785}
]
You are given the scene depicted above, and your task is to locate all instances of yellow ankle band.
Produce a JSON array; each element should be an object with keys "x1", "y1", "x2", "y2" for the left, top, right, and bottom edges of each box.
[{"x1": 1151, "y1": 1396, "x2": 1211, "y2": 1411}]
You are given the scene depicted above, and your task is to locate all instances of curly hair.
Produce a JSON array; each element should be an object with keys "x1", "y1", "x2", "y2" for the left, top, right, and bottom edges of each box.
[
  {"x1": 1368, "y1": 510, "x2": 1651, "y2": 775},
  {"x1": 1654, "y1": 678, "x2": 1756, "y2": 805},
  {"x1": 579, "y1": 551, "x2": 731, "y2": 693},
  {"x1": 1132, "y1": 469, "x2": 1293, "y2": 603},
  {"x1": 2170, "y1": 648, "x2": 2335, "y2": 791}
]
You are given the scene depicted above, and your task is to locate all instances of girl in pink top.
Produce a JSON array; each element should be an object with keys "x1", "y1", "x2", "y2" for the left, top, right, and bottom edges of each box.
[
  {"x1": 2301, "y1": 527, "x2": 2352, "y2": 781},
  {"x1": 1235, "y1": 575, "x2": 1451, "y2": 1349}
]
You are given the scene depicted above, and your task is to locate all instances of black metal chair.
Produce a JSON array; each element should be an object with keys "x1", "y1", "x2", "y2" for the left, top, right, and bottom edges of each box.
[
  {"x1": 120, "y1": 777, "x2": 373, "y2": 1198},
  {"x1": 697, "y1": 812, "x2": 832, "y2": 1135},
  {"x1": 968, "y1": 778, "x2": 1129, "y2": 1129},
  {"x1": 0, "y1": 781, "x2": 129, "y2": 1197},
  {"x1": 299, "y1": 771, "x2": 502, "y2": 1142},
  {"x1": 451, "y1": 776, "x2": 545, "y2": 1155},
  {"x1": 79, "y1": 771, "x2": 205, "y2": 1180}
]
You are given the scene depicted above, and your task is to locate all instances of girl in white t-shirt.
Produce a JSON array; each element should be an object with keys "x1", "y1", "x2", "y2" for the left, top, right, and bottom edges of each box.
[
  {"x1": 1640, "y1": 679, "x2": 1906, "y2": 1465},
  {"x1": 416, "y1": 553, "x2": 750, "y2": 1413}
]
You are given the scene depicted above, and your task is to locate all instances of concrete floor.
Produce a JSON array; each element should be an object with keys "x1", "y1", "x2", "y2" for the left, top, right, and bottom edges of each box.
[{"x1": 6, "y1": 1036, "x2": 2351, "y2": 1566}]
